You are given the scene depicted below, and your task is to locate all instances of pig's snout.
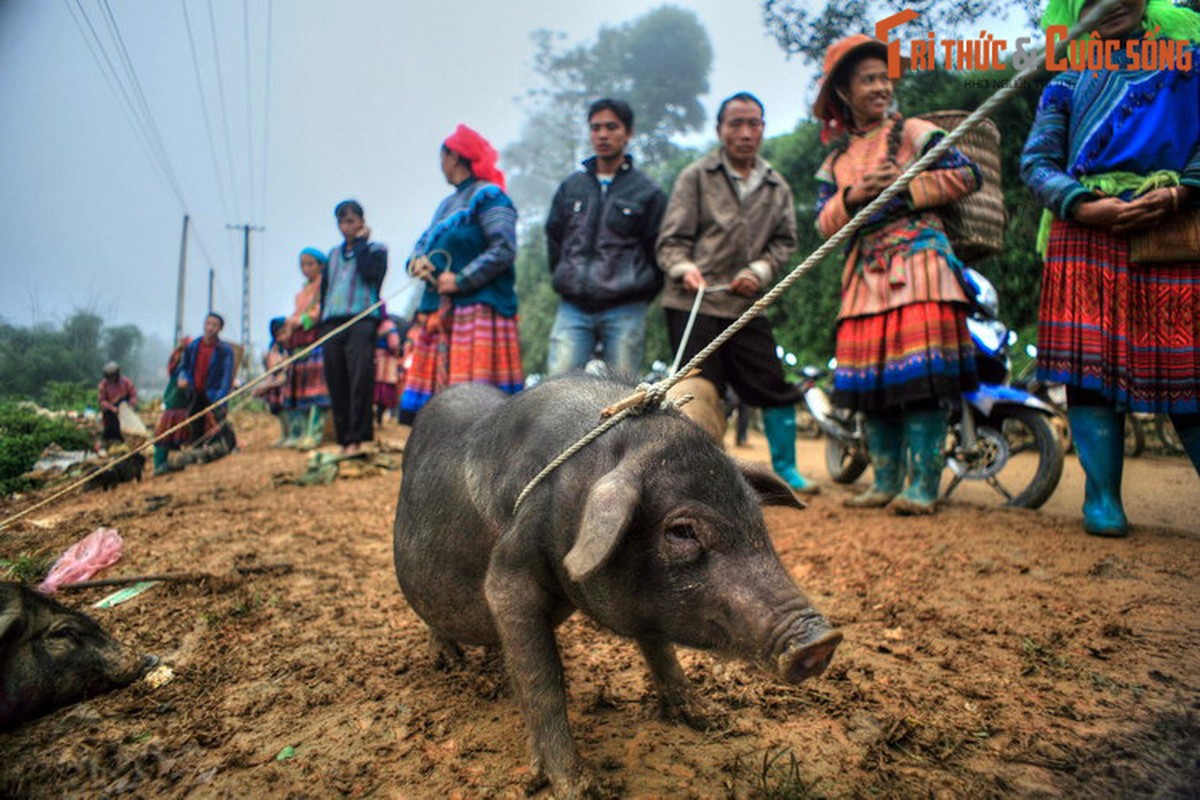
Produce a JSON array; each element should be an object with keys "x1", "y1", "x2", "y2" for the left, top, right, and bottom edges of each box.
[
  {"x1": 765, "y1": 604, "x2": 842, "y2": 684},
  {"x1": 139, "y1": 654, "x2": 160, "y2": 676},
  {"x1": 777, "y1": 629, "x2": 842, "y2": 683}
]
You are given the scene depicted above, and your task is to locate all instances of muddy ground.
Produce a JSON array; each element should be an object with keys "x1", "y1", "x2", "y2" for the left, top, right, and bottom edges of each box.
[{"x1": 1, "y1": 409, "x2": 1197, "y2": 799}]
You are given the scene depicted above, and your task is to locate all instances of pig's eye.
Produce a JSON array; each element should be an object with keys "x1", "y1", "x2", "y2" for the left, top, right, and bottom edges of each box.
[
  {"x1": 48, "y1": 627, "x2": 80, "y2": 642},
  {"x1": 665, "y1": 523, "x2": 698, "y2": 543}
]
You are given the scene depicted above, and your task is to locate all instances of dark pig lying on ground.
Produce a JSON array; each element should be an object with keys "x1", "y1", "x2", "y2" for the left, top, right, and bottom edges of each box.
[
  {"x1": 393, "y1": 376, "x2": 842, "y2": 798},
  {"x1": 86, "y1": 451, "x2": 146, "y2": 491},
  {"x1": 0, "y1": 582, "x2": 156, "y2": 729}
]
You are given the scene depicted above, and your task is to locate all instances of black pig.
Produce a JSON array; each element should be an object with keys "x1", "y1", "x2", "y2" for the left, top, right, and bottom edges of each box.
[
  {"x1": 87, "y1": 451, "x2": 146, "y2": 492},
  {"x1": 0, "y1": 582, "x2": 155, "y2": 729},
  {"x1": 393, "y1": 376, "x2": 842, "y2": 797}
]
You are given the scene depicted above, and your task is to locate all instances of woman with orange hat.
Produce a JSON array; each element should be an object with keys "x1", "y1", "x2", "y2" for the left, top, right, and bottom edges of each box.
[
  {"x1": 399, "y1": 124, "x2": 523, "y2": 422},
  {"x1": 813, "y1": 35, "x2": 982, "y2": 515}
]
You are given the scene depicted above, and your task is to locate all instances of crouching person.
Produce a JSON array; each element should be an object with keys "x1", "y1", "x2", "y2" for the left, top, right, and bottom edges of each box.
[{"x1": 176, "y1": 312, "x2": 238, "y2": 454}]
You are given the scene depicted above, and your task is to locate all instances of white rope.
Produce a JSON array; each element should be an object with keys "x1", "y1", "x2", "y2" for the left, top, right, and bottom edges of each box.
[
  {"x1": 669, "y1": 284, "x2": 706, "y2": 377},
  {"x1": 513, "y1": 0, "x2": 1125, "y2": 512}
]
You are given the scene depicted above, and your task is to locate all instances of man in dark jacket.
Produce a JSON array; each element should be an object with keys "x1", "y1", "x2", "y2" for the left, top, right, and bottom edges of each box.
[
  {"x1": 178, "y1": 312, "x2": 238, "y2": 451},
  {"x1": 545, "y1": 98, "x2": 667, "y2": 377}
]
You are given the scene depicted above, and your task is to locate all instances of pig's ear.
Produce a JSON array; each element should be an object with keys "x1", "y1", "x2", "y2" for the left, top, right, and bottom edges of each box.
[
  {"x1": 0, "y1": 606, "x2": 20, "y2": 645},
  {"x1": 735, "y1": 460, "x2": 807, "y2": 510},
  {"x1": 564, "y1": 465, "x2": 640, "y2": 582}
]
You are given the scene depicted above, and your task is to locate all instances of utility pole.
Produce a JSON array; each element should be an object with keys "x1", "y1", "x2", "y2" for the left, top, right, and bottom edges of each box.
[
  {"x1": 226, "y1": 223, "x2": 265, "y2": 382},
  {"x1": 207, "y1": 269, "x2": 214, "y2": 315},
  {"x1": 174, "y1": 215, "x2": 189, "y2": 346}
]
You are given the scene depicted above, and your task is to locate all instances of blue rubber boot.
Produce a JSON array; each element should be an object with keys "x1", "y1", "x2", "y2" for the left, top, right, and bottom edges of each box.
[
  {"x1": 1169, "y1": 414, "x2": 1200, "y2": 477},
  {"x1": 891, "y1": 408, "x2": 948, "y2": 516},
  {"x1": 845, "y1": 413, "x2": 905, "y2": 508},
  {"x1": 762, "y1": 405, "x2": 820, "y2": 495},
  {"x1": 1068, "y1": 406, "x2": 1129, "y2": 537}
]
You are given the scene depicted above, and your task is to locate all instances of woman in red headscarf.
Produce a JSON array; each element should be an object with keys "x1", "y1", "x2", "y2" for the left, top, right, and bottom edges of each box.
[
  {"x1": 399, "y1": 124, "x2": 523, "y2": 422},
  {"x1": 813, "y1": 35, "x2": 983, "y2": 515}
]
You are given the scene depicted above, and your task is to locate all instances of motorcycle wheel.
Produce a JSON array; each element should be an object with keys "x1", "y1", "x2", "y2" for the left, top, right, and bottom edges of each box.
[
  {"x1": 795, "y1": 407, "x2": 822, "y2": 439},
  {"x1": 823, "y1": 410, "x2": 869, "y2": 484},
  {"x1": 1125, "y1": 414, "x2": 1146, "y2": 458},
  {"x1": 1155, "y1": 414, "x2": 1185, "y2": 455},
  {"x1": 946, "y1": 406, "x2": 1064, "y2": 509}
]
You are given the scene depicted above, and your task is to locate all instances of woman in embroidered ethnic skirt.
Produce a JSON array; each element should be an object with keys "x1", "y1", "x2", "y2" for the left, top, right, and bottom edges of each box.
[
  {"x1": 399, "y1": 124, "x2": 523, "y2": 423},
  {"x1": 373, "y1": 312, "x2": 404, "y2": 425},
  {"x1": 1021, "y1": 0, "x2": 1200, "y2": 536},
  {"x1": 254, "y1": 318, "x2": 291, "y2": 446},
  {"x1": 283, "y1": 247, "x2": 332, "y2": 449},
  {"x1": 813, "y1": 35, "x2": 982, "y2": 515}
]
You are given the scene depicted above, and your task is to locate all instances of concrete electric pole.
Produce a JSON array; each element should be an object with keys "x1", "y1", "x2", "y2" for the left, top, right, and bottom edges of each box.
[{"x1": 226, "y1": 223, "x2": 265, "y2": 381}]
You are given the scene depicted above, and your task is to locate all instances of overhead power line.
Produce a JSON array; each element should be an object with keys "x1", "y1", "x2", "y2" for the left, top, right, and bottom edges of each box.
[
  {"x1": 180, "y1": 0, "x2": 233, "y2": 227},
  {"x1": 64, "y1": 0, "x2": 230, "y2": 295},
  {"x1": 206, "y1": 0, "x2": 243, "y2": 222},
  {"x1": 64, "y1": 0, "x2": 189, "y2": 212},
  {"x1": 243, "y1": 0, "x2": 256, "y2": 218},
  {"x1": 260, "y1": 0, "x2": 273, "y2": 224}
]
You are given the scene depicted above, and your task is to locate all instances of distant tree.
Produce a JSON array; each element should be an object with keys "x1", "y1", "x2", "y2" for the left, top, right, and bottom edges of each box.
[
  {"x1": 0, "y1": 313, "x2": 145, "y2": 404},
  {"x1": 62, "y1": 311, "x2": 104, "y2": 379},
  {"x1": 504, "y1": 6, "x2": 713, "y2": 220},
  {"x1": 102, "y1": 324, "x2": 144, "y2": 369},
  {"x1": 761, "y1": 0, "x2": 1042, "y2": 66},
  {"x1": 514, "y1": 224, "x2": 557, "y2": 375}
]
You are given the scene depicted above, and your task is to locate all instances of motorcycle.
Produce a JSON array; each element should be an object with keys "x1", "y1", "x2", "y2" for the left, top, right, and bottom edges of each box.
[{"x1": 811, "y1": 268, "x2": 1065, "y2": 510}]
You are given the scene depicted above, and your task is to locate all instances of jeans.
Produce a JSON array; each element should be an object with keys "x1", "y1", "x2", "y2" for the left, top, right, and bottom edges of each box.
[{"x1": 548, "y1": 300, "x2": 648, "y2": 378}]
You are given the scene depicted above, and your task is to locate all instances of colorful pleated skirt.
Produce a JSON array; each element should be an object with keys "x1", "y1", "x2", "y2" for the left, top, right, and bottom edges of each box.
[
  {"x1": 399, "y1": 303, "x2": 524, "y2": 423},
  {"x1": 1038, "y1": 220, "x2": 1200, "y2": 413},
  {"x1": 288, "y1": 346, "x2": 330, "y2": 410},
  {"x1": 833, "y1": 301, "x2": 978, "y2": 412},
  {"x1": 154, "y1": 408, "x2": 220, "y2": 448}
]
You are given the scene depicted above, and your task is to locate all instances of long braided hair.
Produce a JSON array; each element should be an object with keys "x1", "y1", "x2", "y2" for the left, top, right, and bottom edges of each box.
[{"x1": 829, "y1": 110, "x2": 906, "y2": 171}]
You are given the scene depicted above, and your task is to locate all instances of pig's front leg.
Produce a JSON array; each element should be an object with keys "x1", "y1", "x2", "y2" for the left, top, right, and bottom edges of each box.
[
  {"x1": 637, "y1": 638, "x2": 724, "y2": 730},
  {"x1": 485, "y1": 566, "x2": 595, "y2": 798}
]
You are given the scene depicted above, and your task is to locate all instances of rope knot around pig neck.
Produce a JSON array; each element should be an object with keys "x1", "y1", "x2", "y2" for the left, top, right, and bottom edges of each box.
[{"x1": 599, "y1": 379, "x2": 688, "y2": 420}]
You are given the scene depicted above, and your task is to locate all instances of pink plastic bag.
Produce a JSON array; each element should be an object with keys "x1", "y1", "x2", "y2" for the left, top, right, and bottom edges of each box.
[{"x1": 38, "y1": 527, "x2": 124, "y2": 593}]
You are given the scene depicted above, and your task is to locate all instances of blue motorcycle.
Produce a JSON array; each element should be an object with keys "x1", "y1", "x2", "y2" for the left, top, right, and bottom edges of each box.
[{"x1": 815, "y1": 268, "x2": 1065, "y2": 509}]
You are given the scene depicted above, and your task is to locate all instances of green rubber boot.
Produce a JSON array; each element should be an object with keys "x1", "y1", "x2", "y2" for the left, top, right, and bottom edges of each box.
[
  {"x1": 845, "y1": 413, "x2": 905, "y2": 508},
  {"x1": 762, "y1": 405, "x2": 820, "y2": 495},
  {"x1": 891, "y1": 408, "x2": 948, "y2": 516},
  {"x1": 281, "y1": 410, "x2": 305, "y2": 448},
  {"x1": 271, "y1": 412, "x2": 291, "y2": 447},
  {"x1": 1068, "y1": 406, "x2": 1129, "y2": 537},
  {"x1": 295, "y1": 407, "x2": 325, "y2": 451},
  {"x1": 153, "y1": 444, "x2": 170, "y2": 476}
]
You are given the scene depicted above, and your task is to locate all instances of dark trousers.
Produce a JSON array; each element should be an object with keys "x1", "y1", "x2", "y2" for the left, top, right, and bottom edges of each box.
[
  {"x1": 665, "y1": 309, "x2": 801, "y2": 408},
  {"x1": 101, "y1": 409, "x2": 122, "y2": 442},
  {"x1": 321, "y1": 317, "x2": 376, "y2": 445}
]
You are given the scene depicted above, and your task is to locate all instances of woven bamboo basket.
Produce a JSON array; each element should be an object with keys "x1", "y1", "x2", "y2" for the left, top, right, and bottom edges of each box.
[{"x1": 917, "y1": 110, "x2": 1007, "y2": 264}]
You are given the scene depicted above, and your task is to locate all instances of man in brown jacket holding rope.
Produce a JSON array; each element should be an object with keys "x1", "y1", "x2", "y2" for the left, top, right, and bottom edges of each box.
[{"x1": 656, "y1": 91, "x2": 817, "y2": 494}]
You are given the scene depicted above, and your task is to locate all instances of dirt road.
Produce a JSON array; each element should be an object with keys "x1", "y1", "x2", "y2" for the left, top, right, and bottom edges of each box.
[{"x1": 1, "y1": 410, "x2": 1197, "y2": 798}]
